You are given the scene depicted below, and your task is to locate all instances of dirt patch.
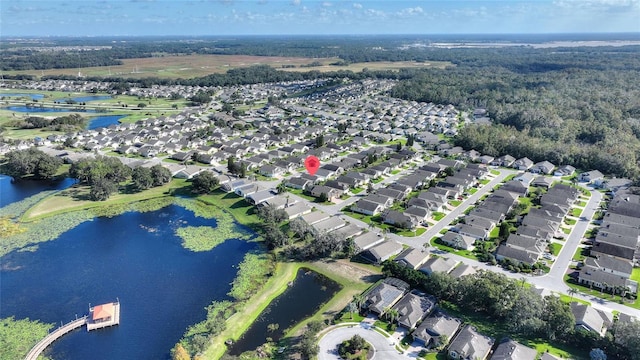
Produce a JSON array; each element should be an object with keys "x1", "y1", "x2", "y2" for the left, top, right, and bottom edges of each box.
[{"x1": 310, "y1": 259, "x2": 383, "y2": 285}]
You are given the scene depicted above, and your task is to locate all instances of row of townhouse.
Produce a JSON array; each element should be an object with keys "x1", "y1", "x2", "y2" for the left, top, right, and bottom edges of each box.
[
  {"x1": 496, "y1": 183, "x2": 580, "y2": 266},
  {"x1": 579, "y1": 191, "x2": 640, "y2": 296}
]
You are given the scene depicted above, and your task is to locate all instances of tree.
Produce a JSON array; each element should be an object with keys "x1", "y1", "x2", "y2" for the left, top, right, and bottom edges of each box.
[
  {"x1": 568, "y1": 288, "x2": 578, "y2": 302},
  {"x1": 540, "y1": 295, "x2": 575, "y2": 340},
  {"x1": 612, "y1": 320, "x2": 640, "y2": 360},
  {"x1": 385, "y1": 308, "x2": 399, "y2": 324},
  {"x1": 589, "y1": 348, "x2": 607, "y2": 360},
  {"x1": 267, "y1": 323, "x2": 279, "y2": 332},
  {"x1": 34, "y1": 153, "x2": 62, "y2": 180},
  {"x1": 406, "y1": 134, "x2": 414, "y2": 147},
  {"x1": 2, "y1": 148, "x2": 61, "y2": 180},
  {"x1": 353, "y1": 294, "x2": 365, "y2": 313},
  {"x1": 191, "y1": 171, "x2": 219, "y2": 194},
  {"x1": 227, "y1": 156, "x2": 237, "y2": 174},
  {"x1": 347, "y1": 302, "x2": 357, "y2": 320},
  {"x1": 132, "y1": 166, "x2": 154, "y2": 191},
  {"x1": 90, "y1": 178, "x2": 117, "y2": 201},
  {"x1": 396, "y1": 142, "x2": 402, "y2": 152},
  {"x1": 315, "y1": 134, "x2": 325, "y2": 148},
  {"x1": 150, "y1": 164, "x2": 172, "y2": 186}
]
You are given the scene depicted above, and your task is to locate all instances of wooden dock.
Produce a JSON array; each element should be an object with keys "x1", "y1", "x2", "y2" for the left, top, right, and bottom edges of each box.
[
  {"x1": 24, "y1": 316, "x2": 88, "y2": 360},
  {"x1": 23, "y1": 300, "x2": 121, "y2": 360},
  {"x1": 87, "y1": 301, "x2": 121, "y2": 331}
]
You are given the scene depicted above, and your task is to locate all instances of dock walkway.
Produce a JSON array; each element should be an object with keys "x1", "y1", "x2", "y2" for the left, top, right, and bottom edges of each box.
[{"x1": 24, "y1": 316, "x2": 88, "y2": 360}]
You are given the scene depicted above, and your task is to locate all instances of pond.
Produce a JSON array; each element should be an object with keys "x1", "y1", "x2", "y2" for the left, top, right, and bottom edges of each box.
[
  {"x1": 0, "y1": 175, "x2": 75, "y2": 208},
  {"x1": 0, "y1": 93, "x2": 45, "y2": 100},
  {"x1": 88, "y1": 115, "x2": 126, "y2": 129},
  {"x1": 227, "y1": 268, "x2": 341, "y2": 356},
  {"x1": 3, "y1": 106, "x2": 98, "y2": 113},
  {"x1": 0, "y1": 203, "x2": 257, "y2": 360},
  {"x1": 57, "y1": 95, "x2": 112, "y2": 103}
]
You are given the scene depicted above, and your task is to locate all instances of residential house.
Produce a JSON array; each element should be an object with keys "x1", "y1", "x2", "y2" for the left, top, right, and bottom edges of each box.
[
  {"x1": 579, "y1": 170, "x2": 605, "y2": 185},
  {"x1": 391, "y1": 290, "x2": 436, "y2": 330},
  {"x1": 554, "y1": 165, "x2": 576, "y2": 177},
  {"x1": 285, "y1": 177, "x2": 312, "y2": 190},
  {"x1": 352, "y1": 199, "x2": 385, "y2": 216},
  {"x1": 301, "y1": 211, "x2": 330, "y2": 225},
  {"x1": 361, "y1": 241, "x2": 404, "y2": 264},
  {"x1": 513, "y1": 157, "x2": 533, "y2": 170},
  {"x1": 447, "y1": 325, "x2": 494, "y2": 360},
  {"x1": 531, "y1": 161, "x2": 555, "y2": 175},
  {"x1": 364, "y1": 277, "x2": 410, "y2": 315},
  {"x1": 284, "y1": 203, "x2": 312, "y2": 220},
  {"x1": 440, "y1": 231, "x2": 476, "y2": 250},
  {"x1": 491, "y1": 339, "x2": 537, "y2": 360},
  {"x1": 394, "y1": 247, "x2": 430, "y2": 270},
  {"x1": 259, "y1": 164, "x2": 285, "y2": 178},
  {"x1": 353, "y1": 231, "x2": 385, "y2": 252},
  {"x1": 309, "y1": 185, "x2": 342, "y2": 202},
  {"x1": 413, "y1": 311, "x2": 462, "y2": 348},
  {"x1": 491, "y1": 155, "x2": 516, "y2": 167},
  {"x1": 570, "y1": 303, "x2": 613, "y2": 337},
  {"x1": 382, "y1": 210, "x2": 417, "y2": 229},
  {"x1": 420, "y1": 256, "x2": 459, "y2": 275}
]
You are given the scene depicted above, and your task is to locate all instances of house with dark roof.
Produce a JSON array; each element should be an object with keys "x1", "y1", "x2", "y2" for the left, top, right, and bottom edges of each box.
[
  {"x1": 382, "y1": 210, "x2": 418, "y2": 229},
  {"x1": 392, "y1": 290, "x2": 436, "y2": 330},
  {"x1": 513, "y1": 157, "x2": 533, "y2": 170},
  {"x1": 364, "y1": 277, "x2": 409, "y2": 315},
  {"x1": 414, "y1": 311, "x2": 462, "y2": 348},
  {"x1": 440, "y1": 231, "x2": 476, "y2": 250},
  {"x1": 420, "y1": 256, "x2": 459, "y2": 275},
  {"x1": 352, "y1": 199, "x2": 385, "y2": 216}
]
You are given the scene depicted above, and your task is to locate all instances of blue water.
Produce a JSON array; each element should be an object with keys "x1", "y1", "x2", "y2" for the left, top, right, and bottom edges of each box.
[
  {"x1": 0, "y1": 203, "x2": 257, "y2": 360},
  {"x1": 58, "y1": 95, "x2": 112, "y2": 103},
  {"x1": 0, "y1": 93, "x2": 45, "y2": 100},
  {"x1": 88, "y1": 115, "x2": 125, "y2": 129},
  {"x1": 3, "y1": 106, "x2": 98, "y2": 113},
  {"x1": 0, "y1": 175, "x2": 75, "y2": 208},
  {"x1": 227, "y1": 269, "x2": 340, "y2": 355}
]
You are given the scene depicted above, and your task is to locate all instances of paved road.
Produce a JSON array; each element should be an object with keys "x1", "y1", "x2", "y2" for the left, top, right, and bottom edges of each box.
[{"x1": 318, "y1": 324, "x2": 407, "y2": 360}]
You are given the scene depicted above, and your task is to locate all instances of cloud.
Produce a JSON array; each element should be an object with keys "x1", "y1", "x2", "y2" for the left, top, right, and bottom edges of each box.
[
  {"x1": 291, "y1": 0, "x2": 301, "y2": 5},
  {"x1": 553, "y1": 0, "x2": 640, "y2": 10},
  {"x1": 322, "y1": 1, "x2": 331, "y2": 7},
  {"x1": 352, "y1": 3, "x2": 362, "y2": 9}
]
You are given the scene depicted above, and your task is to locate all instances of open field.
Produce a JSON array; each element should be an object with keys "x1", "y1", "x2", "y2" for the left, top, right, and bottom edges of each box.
[{"x1": 3, "y1": 54, "x2": 453, "y2": 79}]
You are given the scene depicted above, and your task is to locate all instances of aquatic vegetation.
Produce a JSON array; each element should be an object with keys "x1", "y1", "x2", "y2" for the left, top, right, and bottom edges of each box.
[
  {"x1": 177, "y1": 226, "x2": 226, "y2": 252},
  {"x1": 0, "y1": 317, "x2": 53, "y2": 360},
  {"x1": 0, "y1": 190, "x2": 57, "y2": 218},
  {"x1": 228, "y1": 251, "x2": 274, "y2": 301}
]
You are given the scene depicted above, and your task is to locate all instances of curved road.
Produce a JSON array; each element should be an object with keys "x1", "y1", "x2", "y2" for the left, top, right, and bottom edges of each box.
[{"x1": 318, "y1": 324, "x2": 407, "y2": 360}]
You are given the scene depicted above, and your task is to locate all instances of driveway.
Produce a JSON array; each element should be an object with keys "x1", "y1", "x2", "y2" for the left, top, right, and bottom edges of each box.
[{"x1": 318, "y1": 324, "x2": 409, "y2": 360}]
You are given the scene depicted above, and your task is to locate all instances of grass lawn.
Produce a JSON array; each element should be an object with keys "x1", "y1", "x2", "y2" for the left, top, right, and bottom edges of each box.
[
  {"x1": 351, "y1": 187, "x2": 364, "y2": 195},
  {"x1": 429, "y1": 237, "x2": 479, "y2": 261},
  {"x1": 479, "y1": 179, "x2": 490, "y2": 185},
  {"x1": 432, "y1": 212, "x2": 445, "y2": 221},
  {"x1": 548, "y1": 242, "x2": 562, "y2": 256},
  {"x1": 286, "y1": 188, "x2": 316, "y2": 202},
  {"x1": 573, "y1": 247, "x2": 588, "y2": 262},
  {"x1": 561, "y1": 227, "x2": 571, "y2": 235},
  {"x1": 396, "y1": 228, "x2": 427, "y2": 237},
  {"x1": 577, "y1": 201, "x2": 587, "y2": 207},
  {"x1": 468, "y1": 188, "x2": 478, "y2": 195},
  {"x1": 490, "y1": 169, "x2": 500, "y2": 176},
  {"x1": 564, "y1": 218, "x2": 577, "y2": 226},
  {"x1": 391, "y1": 170, "x2": 401, "y2": 175},
  {"x1": 564, "y1": 274, "x2": 636, "y2": 307},
  {"x1": 449, "y1": 200, "x2": 462, "y2": 207},
  {"x1": 489, "y1": 227, "x2": 500, "y2": 238},
  {"x1": 22, "y1": 178, "x2": 188, "y2": 220},
  {"x1": 571, "y1": 208, "x2": 583, "y2": 217},
  {"x1": 372, "y1": 177, "x2": 385, "y2": 184}
]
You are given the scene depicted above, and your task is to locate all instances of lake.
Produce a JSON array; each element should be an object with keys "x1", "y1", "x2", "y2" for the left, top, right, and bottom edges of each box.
[
  {"x1": 88, "y1": 115, "x2": 125, "y2": 129},
  {"x1": 0, "y1": 190, "x2": 257, "y2": 359},
  {"x1": 0, "y1": 93, "x2": 45, "y2": 100},
  {"x1": 0, "y1": 175, "x2": 75, "y2": 208},
  {"x1": 227, "y1": 268, "x2": 341, "y2": 356},
  {"x1": 3, "y1": 106, "x2": 98, "y2": 113}
]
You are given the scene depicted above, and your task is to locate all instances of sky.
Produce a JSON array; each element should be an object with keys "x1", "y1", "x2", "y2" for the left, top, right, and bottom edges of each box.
[{"x1": 1, "y1": 0, "x2": 639, "y2": 37}]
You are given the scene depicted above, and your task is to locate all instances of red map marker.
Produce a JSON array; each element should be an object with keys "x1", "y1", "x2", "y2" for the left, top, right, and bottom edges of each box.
[{"x1": 305, "y1": 155, "x2": 320, "y2": 176}]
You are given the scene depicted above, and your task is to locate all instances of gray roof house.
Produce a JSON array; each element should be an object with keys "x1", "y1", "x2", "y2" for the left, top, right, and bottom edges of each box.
[
  {"x1": 491, "y1": 339, "x2": 537, "y2": 360},
  {"x1": 352, "y1": 199, "x2": 385, "y2": 216},
  {"x1": 448, "y1": 325, "x2": 495, "y2": 360},
  {"x1": 392, "y1": 290, "x2": 436, "y2": 330},
  {"x1": 570, "y1": 303, "x2": 614, "y2": 337},
  {"x1": 364, "y1": 277, "x2": 410, "y2": 315},
  {"x1": 353, "y1": 231, "x2": 385, "y2": 252},
  {"x1": 440, "y1": 231, "x2": 476, "y2": 250},
  {"x1": 420, "y1": 256, "x2": 459, "y2": 275},
  {"x1": 513, "y1": 157, "x2": 533, "y2": 170},
  {"x1": 413, "y1": 311, "x2": 462, "y2": 348},
  {"x1": 394, "y1": 247, "x2": 430, "y2": 270},
  {"x1": 361, "y1": 241, "x2": 404, "y2": 264}
]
